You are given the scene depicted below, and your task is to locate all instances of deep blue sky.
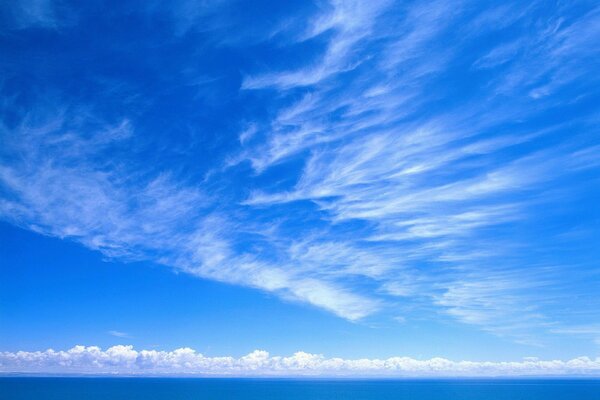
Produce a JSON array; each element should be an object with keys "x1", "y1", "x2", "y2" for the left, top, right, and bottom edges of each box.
[{"x1": 1, "y1": 0, "x2": 599, "y2": 372}]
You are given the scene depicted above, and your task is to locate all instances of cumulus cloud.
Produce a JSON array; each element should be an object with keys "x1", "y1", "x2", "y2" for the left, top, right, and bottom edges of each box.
[{"x1": 1, "y1": 346, "x2": 599, "y2": 377}]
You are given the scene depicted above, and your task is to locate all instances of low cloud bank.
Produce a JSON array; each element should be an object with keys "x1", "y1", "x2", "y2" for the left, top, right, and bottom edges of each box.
[{"x1": 1, "y1": 346, "x2": 599, "y2": 376}]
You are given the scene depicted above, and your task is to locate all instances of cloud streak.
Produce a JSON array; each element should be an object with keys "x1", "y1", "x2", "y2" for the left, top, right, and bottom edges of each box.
[
  {"x1": 233, "y1": 0, "x2": 600, "y2": 340},
  {"x1": 108, "y1": 331, "x2": 132, "y2": 339},
  {"x1": 0, "y1": 106, "x2": 374, "y2": 321},
  {"x1": 1, "y1": 0, "x2": 599, "y2": 346}
]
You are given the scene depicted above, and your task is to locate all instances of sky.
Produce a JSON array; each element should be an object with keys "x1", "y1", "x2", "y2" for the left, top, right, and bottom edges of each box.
[{"x1": 0, "y1": 0, "x2": 599, "y2": 376}]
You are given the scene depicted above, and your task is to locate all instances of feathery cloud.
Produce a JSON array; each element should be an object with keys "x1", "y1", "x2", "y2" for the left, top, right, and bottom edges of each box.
[{"x1": 1, "y1": 0, "x2": 599, "y2": 345}]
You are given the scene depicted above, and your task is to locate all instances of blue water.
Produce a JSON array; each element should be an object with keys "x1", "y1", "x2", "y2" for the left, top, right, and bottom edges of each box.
[{"x1": 1, "y1": 378, "x2": 599, "y2": 400}]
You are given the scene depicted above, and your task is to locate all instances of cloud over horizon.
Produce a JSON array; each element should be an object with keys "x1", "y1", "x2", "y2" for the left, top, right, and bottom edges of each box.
[{"x1": 1, "y1": 345, "x2": 600, "y2": 377}]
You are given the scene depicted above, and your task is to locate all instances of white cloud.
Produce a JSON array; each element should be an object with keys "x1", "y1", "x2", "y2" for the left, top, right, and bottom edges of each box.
[
  {"x1": 2, "y1": 0, "x2": 61, "y2": 29},
  {"x1": 0, "y1": 107, "x2": 381, "y2": 322},
  {"x1": 108, "y1": 331, "x2": 132, "y2": 339},
  {"x1": 242, "y1": 0, "x2": 390, "y2": 90},
  {"x1": 235, "y1": 0, "x2": 600, "y2": 335},
  {"x1": 472, "y1": 40, "x2": 522, "y2": 70},
  {"x1": 1, "y1": 346, "x2": 599, "y2": 376},
  {"x1": 1, "y1": 0, "x2": 599, "y2": 346}
]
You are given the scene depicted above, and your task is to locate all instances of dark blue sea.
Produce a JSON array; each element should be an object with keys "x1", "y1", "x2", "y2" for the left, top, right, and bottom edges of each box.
[{"x1": 1, "y1": 378, "x2": 599, "y2": 400}]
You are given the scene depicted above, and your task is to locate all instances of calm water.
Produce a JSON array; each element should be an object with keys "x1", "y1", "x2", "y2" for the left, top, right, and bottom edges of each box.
[{"x1": 1, "y1": 378, "x2": 599, "y2": 400}]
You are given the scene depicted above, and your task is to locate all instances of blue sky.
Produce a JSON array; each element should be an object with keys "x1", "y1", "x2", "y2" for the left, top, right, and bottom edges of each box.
[{"x1": 1, "y1": 0, "x2": 600, "y2": 375}]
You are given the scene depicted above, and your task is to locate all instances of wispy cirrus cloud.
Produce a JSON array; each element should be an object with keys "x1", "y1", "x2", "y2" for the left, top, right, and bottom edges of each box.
[
  {"x1": 0, "y1": 104, "x2": 375, "y2": 321},
  {"x1": 1, "y1": 0, "x2": 599, "y2": 346},
  {"x1": 108, "y1": 331, "x2": 132, "y2": 339},
  {"x1": 242, "y1": 0, "x2": 391, "y2": 90},
  {"x1": 0, "y1": 0, "x2": 64, "y2": 30},
  {"x1": 234, "y1": 0, "x2": 600, "y2": 340}
]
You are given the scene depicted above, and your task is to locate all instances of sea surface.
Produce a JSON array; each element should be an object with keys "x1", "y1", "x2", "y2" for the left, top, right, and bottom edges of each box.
[{"x1": 1, "y1": 378, "x2": 599, "y2": 400}]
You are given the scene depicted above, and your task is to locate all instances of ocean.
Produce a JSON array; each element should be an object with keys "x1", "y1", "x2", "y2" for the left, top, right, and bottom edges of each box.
[{"x1": 1, "y1": 378, "x2": 599, "y2": 399}]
